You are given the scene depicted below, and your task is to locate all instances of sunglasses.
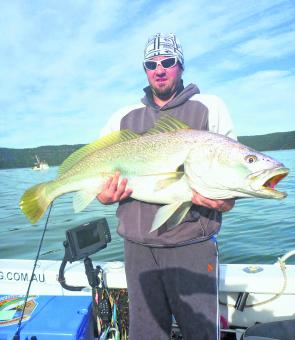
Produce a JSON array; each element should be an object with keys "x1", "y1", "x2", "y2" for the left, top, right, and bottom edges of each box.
[{"x1": 143, "y1": 57, "x2": 178, "y2": 70}]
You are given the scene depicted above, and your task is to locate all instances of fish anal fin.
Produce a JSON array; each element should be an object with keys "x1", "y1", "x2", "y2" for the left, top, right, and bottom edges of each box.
[
  {"x1": 166, "y1": 202, "x2": 192, "y2": 229},
  {"x1": 73, "y1": 190, "x2": 97, "y2": 213},
  {"x1": 150, "y1": 201, "x2": 191, "y2": 232}
]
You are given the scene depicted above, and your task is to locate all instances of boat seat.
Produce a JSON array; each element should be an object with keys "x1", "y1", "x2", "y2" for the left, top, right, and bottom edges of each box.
[{"x1": 241, "y1": 319, "x2": 295, "y2": 340}]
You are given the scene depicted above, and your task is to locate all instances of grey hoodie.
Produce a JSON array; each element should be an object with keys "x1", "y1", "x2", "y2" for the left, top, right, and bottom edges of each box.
[{"x1": 104, "y1": 82, "x2": 234, "y2": 246}]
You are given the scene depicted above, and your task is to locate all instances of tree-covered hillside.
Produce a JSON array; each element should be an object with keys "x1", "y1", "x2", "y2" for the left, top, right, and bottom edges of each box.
[
  {"x1": 0, "y1": 131, "x2": 294, "y2": 169},
  {"x1": 238, "y1": 131, "x2": 295, "y2": 152},
  {"x1": 0, "y1": 144, "x2": 83, "y2": 169}
]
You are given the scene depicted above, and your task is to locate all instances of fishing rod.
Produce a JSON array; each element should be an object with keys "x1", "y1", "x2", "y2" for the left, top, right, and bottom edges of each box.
[{"x1": 13, "y1": 203, "x2": 53, "y2": 340}]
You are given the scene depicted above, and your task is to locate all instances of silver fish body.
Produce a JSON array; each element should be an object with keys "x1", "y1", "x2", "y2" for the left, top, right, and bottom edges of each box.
[{"x1": 19, "y1": 116, "x2": 289, "y2": 230}]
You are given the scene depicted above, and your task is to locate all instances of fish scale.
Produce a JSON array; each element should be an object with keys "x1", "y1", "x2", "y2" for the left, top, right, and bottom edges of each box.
[{"x1": 19, "y1": 115, "x2": 289, "y2": 230}]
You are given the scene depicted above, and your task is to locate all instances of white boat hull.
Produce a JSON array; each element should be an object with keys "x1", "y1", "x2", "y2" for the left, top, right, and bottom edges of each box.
[
  {"x1": 1, "y1": 257, "x2": 295, "y2": 332},
  {"x1": 32, "y1": 163, "x2": 49, "y2": 171}
]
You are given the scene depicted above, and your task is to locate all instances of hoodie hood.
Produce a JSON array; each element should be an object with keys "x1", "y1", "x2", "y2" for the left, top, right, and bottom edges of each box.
[{"x1": 142, "y1": 82, "x2": 200, "y2": 110}]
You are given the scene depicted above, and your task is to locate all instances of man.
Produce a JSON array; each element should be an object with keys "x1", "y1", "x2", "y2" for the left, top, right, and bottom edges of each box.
[{"x1": 97, "y1": 33, "x2": 235, "y2": 340}]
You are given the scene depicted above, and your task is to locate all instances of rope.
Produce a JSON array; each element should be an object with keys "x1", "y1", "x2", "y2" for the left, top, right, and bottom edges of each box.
[{"x1": 219, "y1": 256, "x2": 288, "y2": 309}]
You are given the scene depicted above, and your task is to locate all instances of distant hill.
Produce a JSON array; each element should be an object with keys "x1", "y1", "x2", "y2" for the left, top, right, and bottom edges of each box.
[
  {"x1": 0, "y1": 144, "x2": 84, "y2": 169},
  {"x1": 0, "y1": 131, "x2": 294, "y2": 169},
  {"x1": 237, "y1": 130, "x2": 295, "y2": 152}
]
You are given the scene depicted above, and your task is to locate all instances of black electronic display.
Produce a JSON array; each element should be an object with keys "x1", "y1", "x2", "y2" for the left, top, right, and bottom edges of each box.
[{"x1": 65, "y1": 217, "x2": 111, "y2": 262}]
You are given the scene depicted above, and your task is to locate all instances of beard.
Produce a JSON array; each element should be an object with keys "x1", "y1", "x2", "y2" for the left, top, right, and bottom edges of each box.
[
  {"x1": 153, "y1": 86, "x2": 174, "y2": 100},
  {"x1": 151, "y1": 80, "x2": 181, "y2": 101}
]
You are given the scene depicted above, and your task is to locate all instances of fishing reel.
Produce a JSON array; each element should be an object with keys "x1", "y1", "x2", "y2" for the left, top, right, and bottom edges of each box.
[{"x1": 58, "y1": 217, "x2": 111, "y2": 291}]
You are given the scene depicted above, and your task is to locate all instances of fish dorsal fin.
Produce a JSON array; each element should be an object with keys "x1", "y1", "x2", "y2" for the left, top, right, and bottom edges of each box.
[
  {"x1": 58, "y1": 129, "x2": 139, "y2": 177},
  {"x1": 144, "y1": 114, "x2": 190, "y2": 136}
]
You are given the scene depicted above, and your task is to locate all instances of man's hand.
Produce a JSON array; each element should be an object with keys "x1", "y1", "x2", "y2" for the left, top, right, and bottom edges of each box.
[
  {"x1": 97, "y1": 171, "x2": 132, "y2": 205},
  {"x1": 192, "y1": 190, "x2": 235, "y2": 212}
]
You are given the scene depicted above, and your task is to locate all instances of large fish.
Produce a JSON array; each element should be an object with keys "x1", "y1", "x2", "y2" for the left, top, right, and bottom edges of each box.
[{"x1": 20, "y1": 115, "x2": 289, "y2": 231}]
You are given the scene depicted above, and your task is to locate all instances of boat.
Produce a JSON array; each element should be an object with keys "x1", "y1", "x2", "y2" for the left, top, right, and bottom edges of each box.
[
  {"x1": 0, "y1": 217, "x2": 294, "y2": 339},
  {"x1": 1, "y1": 251, "x2": 295, "y2": 339},
  {"x1": 32, "y1": 155, "x2": 49, "y2": 171}
]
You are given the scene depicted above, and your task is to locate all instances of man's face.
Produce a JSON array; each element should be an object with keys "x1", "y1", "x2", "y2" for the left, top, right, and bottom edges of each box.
[{"x1": 145, "y1": 56, "x2": 183, "y2": 100}]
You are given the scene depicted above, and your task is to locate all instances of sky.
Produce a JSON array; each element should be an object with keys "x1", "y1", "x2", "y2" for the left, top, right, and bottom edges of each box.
[{"x1": 1, "y1": 0, "x2": 295, "y2": 148}]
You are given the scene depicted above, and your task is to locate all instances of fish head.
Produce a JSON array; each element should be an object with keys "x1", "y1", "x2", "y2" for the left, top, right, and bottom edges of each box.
[{"x1": 184, "y1": 135, "x2": 289, "y2": 200}]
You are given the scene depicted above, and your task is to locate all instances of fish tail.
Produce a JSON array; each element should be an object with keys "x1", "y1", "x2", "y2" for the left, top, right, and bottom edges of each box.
[{"x1": 20, "y1": 182, "x2": 52, "y2": 224}]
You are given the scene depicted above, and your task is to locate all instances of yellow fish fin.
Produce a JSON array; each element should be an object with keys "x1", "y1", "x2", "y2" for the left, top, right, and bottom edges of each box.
[
  {"x1": 165, "y1": 202, "x2": 192, "y2": 229},
  {"x1": 19, "y1": 182, "x2": 52, "y2": 224},
  {"x1": 150, "y1": 201, "x2": 192, "y2": 232},
  {"x1": 153, "y1": 171, "x2": 184, "y2": 191},
  {"x1": 58, "y1": 129, "x2": 139, "y2": 177},
  {"x1": 73, "y1": 190, "x2": 97, "y2": 213},
  {"x1": 143, "y1": 114, "x2": 190, "y2": 136}
]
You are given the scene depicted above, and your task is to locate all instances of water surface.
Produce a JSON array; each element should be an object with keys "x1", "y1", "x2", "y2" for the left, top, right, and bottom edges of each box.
[{"x1": 0, "y1": 150, "x2": 294, "y2": 264}]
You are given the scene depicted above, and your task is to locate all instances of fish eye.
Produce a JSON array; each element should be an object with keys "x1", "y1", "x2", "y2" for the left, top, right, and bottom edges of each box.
[{"x1": 245, "y1": 155, "x2": 257, "y2": 164}]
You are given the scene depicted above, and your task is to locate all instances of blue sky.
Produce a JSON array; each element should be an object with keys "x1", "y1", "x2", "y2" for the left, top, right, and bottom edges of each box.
[{"x1": 1, "y1": 0, "x2": 295, "y2": 148}]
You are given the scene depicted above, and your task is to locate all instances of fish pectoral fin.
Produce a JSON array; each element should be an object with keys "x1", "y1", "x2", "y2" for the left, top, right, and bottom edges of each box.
[
  {"x1": 73, "y1": 190, "x2": 97, "y2": 213},
  {"x1": 150, "y1": 201, "x2": 192, "y2": 232},
  {"x1": 154, "y1": 172, "x2": 184, "y2": 191}
]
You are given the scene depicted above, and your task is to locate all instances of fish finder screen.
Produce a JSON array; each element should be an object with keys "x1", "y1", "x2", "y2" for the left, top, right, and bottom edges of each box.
[{"x1": 77, "y1": 225, "x2": 101, "y2": 249}]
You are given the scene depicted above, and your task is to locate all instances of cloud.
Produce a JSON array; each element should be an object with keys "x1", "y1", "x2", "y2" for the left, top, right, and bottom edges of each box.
[
  {"x1": 234, "y1": 29, "x2": 295, "y2": 59},
  {"x1": 1, "y1": 0, "x2": 294, "y2": 147},
  {"x1": 211, "y1": 69, "x2": 295, "y2": 136}
]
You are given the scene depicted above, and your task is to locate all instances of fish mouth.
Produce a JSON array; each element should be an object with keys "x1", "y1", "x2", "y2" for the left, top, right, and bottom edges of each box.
[{"x1": 249, "y1": 167, "x2": 289, "y2": 199}]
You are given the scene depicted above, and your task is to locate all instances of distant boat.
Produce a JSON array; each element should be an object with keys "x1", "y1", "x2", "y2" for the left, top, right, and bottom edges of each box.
[{"x1": 32, "y1": 155, "x2": 49, "y2": 171}]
